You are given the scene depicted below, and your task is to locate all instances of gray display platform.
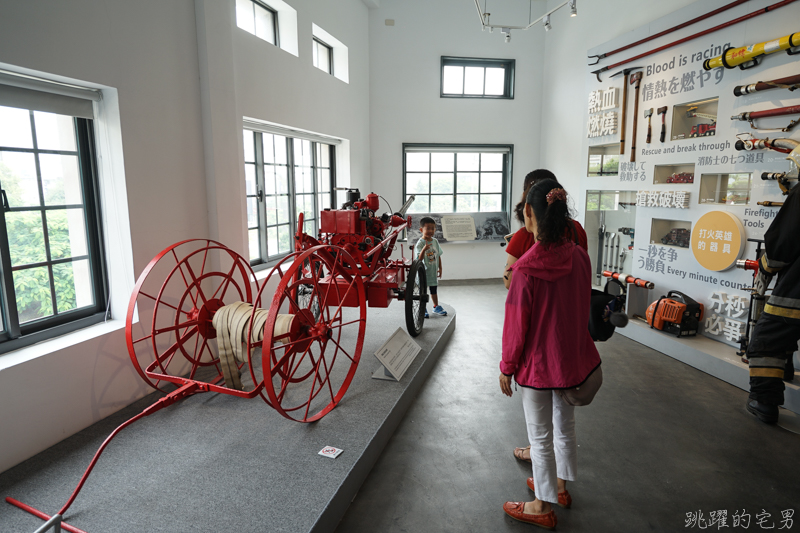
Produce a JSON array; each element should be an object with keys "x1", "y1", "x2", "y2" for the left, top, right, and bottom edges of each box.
[
  {"x1": 619, "y1": 319, "x2": 800, "y2": 415},
  {"x1": 0, "y1": 303, "x2": 455, "y2": 533}
]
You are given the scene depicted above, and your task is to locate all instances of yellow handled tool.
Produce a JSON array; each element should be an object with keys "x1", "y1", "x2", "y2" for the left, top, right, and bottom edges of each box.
[{"x1": 704, "y1": 32, "x2": 800, "y2": 70}]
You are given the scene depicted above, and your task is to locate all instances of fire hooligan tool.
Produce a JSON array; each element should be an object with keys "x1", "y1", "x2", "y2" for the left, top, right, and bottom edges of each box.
[
  {"x1": 657, "y1": 106, "x2": 668, "y2": 142},
  {"x1": 644, "y1": 108, "x2": 654, "y2": 144},
  {"x1": 610, "y1": 66, "x2": 642, "y2": 156},
  {"x1": 629, "y1": 71, "x2": 643, "y2": 162}
]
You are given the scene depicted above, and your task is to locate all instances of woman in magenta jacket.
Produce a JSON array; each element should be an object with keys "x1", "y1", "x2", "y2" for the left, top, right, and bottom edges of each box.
[{"x1": 499, "y1": 178, "x2": 601, "y2": 529}]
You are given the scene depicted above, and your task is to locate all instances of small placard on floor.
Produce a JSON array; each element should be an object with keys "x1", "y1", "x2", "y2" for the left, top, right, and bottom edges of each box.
[{"x1": 318, "y1": 446, "x2": 344, "y2": 459}]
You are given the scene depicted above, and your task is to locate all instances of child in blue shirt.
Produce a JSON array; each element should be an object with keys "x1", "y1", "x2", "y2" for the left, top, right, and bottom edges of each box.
[{"x1": 414, "y1": 217, "x2": 447, "y2": 318}]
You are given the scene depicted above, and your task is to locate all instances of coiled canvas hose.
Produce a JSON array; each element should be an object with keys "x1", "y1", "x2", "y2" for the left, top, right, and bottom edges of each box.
[{"x1": 212, "y1": 302, "x2": 270, "y2": 390}]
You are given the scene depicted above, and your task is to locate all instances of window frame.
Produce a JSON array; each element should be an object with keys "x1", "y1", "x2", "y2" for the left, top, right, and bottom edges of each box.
[
  {"x1": 440, "y1": 57, "x2": 515, "y2": 99},
  {"x1": 312, "y1": 37, "x2": 334, "y2": 75},
  {"x1": 402, "y1": 143, "x2": 514, "y2": 218},
  {"x1": 0, "y1": 112, "x2": 108, "y2": 355},
  {"x1": 245, "y1": 129, "x2": 336, "y2": 269},
  {"x1": 236, "y1": 0, "x2": 280, "y2": 47}
]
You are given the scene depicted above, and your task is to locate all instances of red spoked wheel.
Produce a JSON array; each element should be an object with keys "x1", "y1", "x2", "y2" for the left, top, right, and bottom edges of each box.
[
  {"x1": 256, "y1": 245, "x2": 366, "y2": 422},
  {"x1": 125, "y1": 239, "x2": 255, "y2": 392}
]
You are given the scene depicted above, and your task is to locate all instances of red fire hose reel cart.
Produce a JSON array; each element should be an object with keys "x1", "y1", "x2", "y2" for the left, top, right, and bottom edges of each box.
[{"x1": 6, "y1": 190, "x2": 426, "y2": 532}]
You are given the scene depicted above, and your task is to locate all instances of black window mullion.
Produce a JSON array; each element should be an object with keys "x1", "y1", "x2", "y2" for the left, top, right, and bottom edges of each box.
[
  {"x1": 454, "y1": 160, "x2": 461, "y2": 210},
  {"x1": 329, "y1": 145, "x2": 336, "y2": 209},
  {"x1": 287, "y1": 138, "x2": 297, "y2": 249},
  {"x1": 254, "y1": 132, "x2": 268, "y2": 264},
  {"x1": 0, "y1": 196, "x2": 20, "y2": 338},
  {"x1": 28, "y1": 111, "x2": 58, "y2": 316},
  {"x1": 310, "y1": 142, "x2": 318, "y2": 236}
]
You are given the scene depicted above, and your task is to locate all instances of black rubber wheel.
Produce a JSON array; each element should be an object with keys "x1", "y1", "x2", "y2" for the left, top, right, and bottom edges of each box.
[{"x1": 405, "y1": 260, "x2": 427, "y2": 337}]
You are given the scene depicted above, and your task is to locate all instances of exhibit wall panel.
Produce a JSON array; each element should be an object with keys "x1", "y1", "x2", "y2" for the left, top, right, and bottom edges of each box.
[
  {"x1": 569, "y1": 0, "x2": 800, "y2": 406},
  {"x1": 0, "y1": 0, "x2": 210, "y2": 473},
  {"x1": 577, "y1": 0, "x2": 800, "y2": 306},
  {"x1": 539, "y1": 0, "x2": 700, "y2": 218},
  {"x1": 367, "y1": 0, "x2": 548, "y2": 280}
]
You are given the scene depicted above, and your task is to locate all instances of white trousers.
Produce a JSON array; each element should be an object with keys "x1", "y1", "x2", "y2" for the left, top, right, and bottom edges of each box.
[{"x1": 521, "y1": 387, "x2": 577, "y2": 504}]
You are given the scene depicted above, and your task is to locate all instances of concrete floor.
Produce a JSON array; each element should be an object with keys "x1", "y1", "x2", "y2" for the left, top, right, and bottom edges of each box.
[{"x1": 335, "y1": 281, "x2": 800, "y2": 533}]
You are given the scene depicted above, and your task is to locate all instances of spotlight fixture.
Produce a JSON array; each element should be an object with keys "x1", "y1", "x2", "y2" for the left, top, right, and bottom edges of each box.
[
  {"x1": 544, "y1": 14, "x2": 551, "y2": 31},
  {"x1": 570, "y1": 0, "x2": 577, "y2": 17},
  {"x1": 505, "y1": 33, "x2": 511, "y2": 43}
]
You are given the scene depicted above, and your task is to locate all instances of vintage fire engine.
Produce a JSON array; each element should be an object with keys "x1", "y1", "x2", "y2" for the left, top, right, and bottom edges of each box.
[{"x1": 5, "y1": 191, "x2": 430, "y2": 532}]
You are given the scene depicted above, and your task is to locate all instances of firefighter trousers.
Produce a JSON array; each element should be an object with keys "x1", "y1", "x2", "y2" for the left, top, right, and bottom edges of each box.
[{"x1": 746, "y1": 312, "x2": 800, "y2": 406}]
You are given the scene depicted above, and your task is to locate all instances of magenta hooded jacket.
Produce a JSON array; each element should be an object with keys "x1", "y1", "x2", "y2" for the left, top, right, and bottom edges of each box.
[{"x1": 500, "y1": 240, "x2": 601, "y2": 389}]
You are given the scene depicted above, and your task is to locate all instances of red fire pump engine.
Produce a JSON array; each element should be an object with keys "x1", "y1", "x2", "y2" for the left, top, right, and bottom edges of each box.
[{"x1": 5, "y1": 190, "x2": 428, "y2": 532}]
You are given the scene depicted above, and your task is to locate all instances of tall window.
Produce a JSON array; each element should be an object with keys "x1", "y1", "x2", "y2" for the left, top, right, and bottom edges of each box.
[
  {"x1": 441, "y1": 57, "x2": 515, "y2": 99},
  {"x1": 0, "y1": 104, "x2": 106, "y2": 352},
  {"x1": 403, "y1": 144, "x2": 513, "y2": 214},
  {"x1": 244, "y1": 130, "x2": 335, "y2": 265},
  {"x1": 312, "y1": 38, "x2": 333, "y2": 74},
  {"x1": 236, "y1": 0, "x2": 278, "y2": 46}
]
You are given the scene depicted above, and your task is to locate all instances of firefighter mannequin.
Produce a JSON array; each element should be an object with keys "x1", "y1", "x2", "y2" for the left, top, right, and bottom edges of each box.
[{"x1": 746, "y1": 180, "x2": 800, "y2": 424}]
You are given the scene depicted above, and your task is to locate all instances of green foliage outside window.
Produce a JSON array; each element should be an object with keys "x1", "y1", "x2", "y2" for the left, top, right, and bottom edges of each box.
[{"x1": 0, "y1": 161, "x2": 79, "y2": 323}]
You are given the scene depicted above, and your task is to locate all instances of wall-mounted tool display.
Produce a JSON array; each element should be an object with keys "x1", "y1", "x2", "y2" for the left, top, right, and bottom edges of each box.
[
  {"x1": 731, "y1": 105, "x2": 800, "y2": 132},
  {"x1": 646, "y1": 291, "x2": 704, "y2": 337},
  {"x1": 630, "y1": 71, "x2": 643, "y2": 161},
  {"x1": 733, "y1": 73, "x2": 800, "y2": 96},
  {"x1": 645, "y1": 108, "x2": 654, "y2": 144},
  {"x1": 704, "y1": 31, "x2": 800, "y2": 71},
  {"x1": 586, "y1": 191, "x2": 637, "y2": 286},
  {"x1": 658, "y1": 106, "x2": 668, "y2": 142},
  {"x1": 588, "y1": 0, "x2": 799, "y2": 81},
  {"x1": 610, "y1": 67, "x2": 642, "y2": 156}
]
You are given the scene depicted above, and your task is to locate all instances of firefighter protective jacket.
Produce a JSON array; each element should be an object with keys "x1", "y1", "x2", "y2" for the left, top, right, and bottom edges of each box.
[{"x1": 761, "y1": 186, "x2": 800, "y2": 321}]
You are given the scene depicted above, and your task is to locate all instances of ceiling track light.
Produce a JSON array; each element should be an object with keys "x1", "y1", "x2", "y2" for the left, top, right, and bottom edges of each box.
[{"x1": 474, "y1": 0, "x2": 574, "y2": 38}]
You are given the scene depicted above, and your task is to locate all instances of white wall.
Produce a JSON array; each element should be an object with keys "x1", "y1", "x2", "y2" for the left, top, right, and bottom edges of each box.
[
  {"x1": 367, "y1": 0, "x2": 548, "y2": 280},
  {"x1": 0, "y1": 0, "x2": 370, "y2": 474}
]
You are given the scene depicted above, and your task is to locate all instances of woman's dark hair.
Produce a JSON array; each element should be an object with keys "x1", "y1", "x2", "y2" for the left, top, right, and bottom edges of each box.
[
  {"x1": 525, "y1": 178, "x2": 572, "y2": 247},
  {"x1": 514, "y1": 169, "x2": 557, "y2": 223}
]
